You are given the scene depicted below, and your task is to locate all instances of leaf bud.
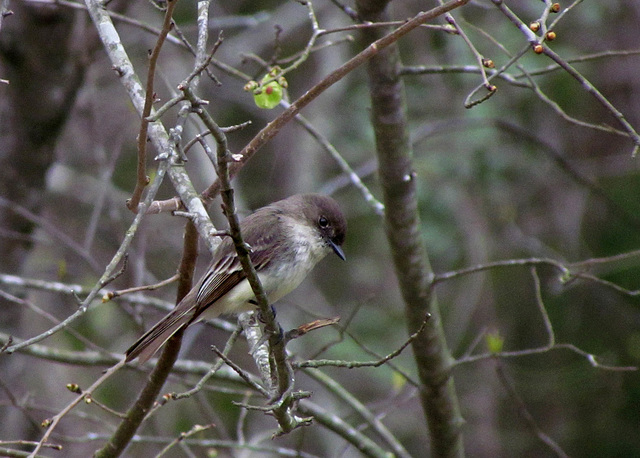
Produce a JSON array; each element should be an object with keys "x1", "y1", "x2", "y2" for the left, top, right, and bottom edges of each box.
[{"x1": 482, "y1": 58, "x2": 495, "y2": 69}]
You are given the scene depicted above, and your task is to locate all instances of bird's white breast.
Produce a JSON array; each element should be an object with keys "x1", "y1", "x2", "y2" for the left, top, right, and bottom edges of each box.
[{"x1": 197, "y1": 216, "x2": 329, "y2": 320}]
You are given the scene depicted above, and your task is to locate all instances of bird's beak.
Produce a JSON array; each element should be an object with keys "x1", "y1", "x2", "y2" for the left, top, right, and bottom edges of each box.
[{"x1": 328, "y1": 239, "x2": 346, "y2": 261}]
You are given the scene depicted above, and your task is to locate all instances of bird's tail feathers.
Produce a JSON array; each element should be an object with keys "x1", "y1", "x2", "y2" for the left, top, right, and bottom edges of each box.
[{"x1": 125, "y1": 307, "x2": 193, "y2": 363}]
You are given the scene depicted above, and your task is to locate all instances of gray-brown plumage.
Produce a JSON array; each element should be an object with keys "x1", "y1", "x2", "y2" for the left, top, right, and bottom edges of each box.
[{"x1": 125, "y1": 194, "x2": 346, "y2": 363}]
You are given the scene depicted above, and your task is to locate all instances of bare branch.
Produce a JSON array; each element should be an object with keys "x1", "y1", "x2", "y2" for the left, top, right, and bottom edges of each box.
[{"x1": 128, "y1": 0, "x2": 179, "y2": 212}]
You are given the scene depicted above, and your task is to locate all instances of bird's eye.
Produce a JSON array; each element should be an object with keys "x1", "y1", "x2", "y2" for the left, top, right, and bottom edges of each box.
[{"x1": 318, "y1": 216, "x2": 329, "y2": 228}]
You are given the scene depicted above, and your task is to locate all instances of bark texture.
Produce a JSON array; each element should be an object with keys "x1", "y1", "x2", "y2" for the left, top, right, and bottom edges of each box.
[{"x1": 356, "y1": 1, "x2": 465, "y2": 455}]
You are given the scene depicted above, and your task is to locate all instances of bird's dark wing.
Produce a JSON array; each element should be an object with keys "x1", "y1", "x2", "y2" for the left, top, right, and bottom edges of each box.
[
  {"x1": 125, "y1": 207, "x2": 286, "y2": 363},
  {"x1": 190, "y1": 211, "x2": 285, "y2": 319}
]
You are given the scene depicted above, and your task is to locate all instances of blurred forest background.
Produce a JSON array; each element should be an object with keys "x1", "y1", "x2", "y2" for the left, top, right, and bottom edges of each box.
[{"x1": 1, "y1": 0, "x2": 640, "y2": 456}]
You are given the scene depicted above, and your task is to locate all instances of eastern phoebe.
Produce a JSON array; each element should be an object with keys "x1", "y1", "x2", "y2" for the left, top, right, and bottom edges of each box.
[{"x1": 125, "y1": 193, "x2": 347, "y2": 363}]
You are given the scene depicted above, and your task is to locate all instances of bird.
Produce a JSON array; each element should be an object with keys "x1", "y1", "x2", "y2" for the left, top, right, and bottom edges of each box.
[{"x1": 125, "y1": 193, "x2": 347, "y2": 363}]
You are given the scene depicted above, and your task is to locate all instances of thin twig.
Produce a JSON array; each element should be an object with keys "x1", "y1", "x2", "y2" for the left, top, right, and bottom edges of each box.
[
  {"x1": 495, "y1": 362, "x2": 569, "y2": 457},
  {"x1": 318, "y1": 21, "x2": 455, "y2": 37},
  {"x1": 127, "y1": 0, "x2": 178, "y2": 212},
  {"x1": 289, "y1": 107, "x2": 385, "y2": 215},
  {"x1": 155, "y1": 424, "x2": 216, "y2": 458},
  {"x1": 104, "y1": 274, "x2": 180, "y2": 301},
  {"x1": 0, "y1": 290, "x2": 107, "y2": 356},
  {"x1": 530, "y1": 267, "x2": 555, "y2": 347},
  {"x1": 170, "y1": 326, "x2": 249, "y2": 399},
  {"x1": 210, "y1": 346, "x2": 270, "y2": 397},
  {"x1": 0, "y1": 197, "x2": 102, "y2": 273},
  {"x1": 299, "y1": 373, "x2": 411, "y2": 458},
  {"x1": 541, "y1": 45, "x2": 640, "y2": 155},
  {"x1": 29, "y1": 360, "x2": 126, "y2": 457},
  {"x1": 434, "y1": 1, "x2": 496, "y2": 105},
  {"x1": 295, "y1": 313, "x2": 429, "y2": 370}
]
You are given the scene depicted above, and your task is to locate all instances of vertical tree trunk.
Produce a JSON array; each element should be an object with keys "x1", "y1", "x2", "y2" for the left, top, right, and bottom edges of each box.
[
  {"x1": 0, "y1": 2, "x2": 92, "y2": 443},
  {"x1": 0, "y1": 3, "x2": 89, "y2": 271},
  {"x1": 356, "y1": 1, "x2": 465, "y2": 456}
]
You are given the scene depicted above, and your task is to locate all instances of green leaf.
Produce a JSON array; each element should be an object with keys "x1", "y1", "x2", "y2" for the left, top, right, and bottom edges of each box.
[
  {"x1": 253, "y1": 80, "x2": 283, "y2": 109},
  {"x1": 486, "y1": 331, "x2": 504, "y2": 354}
]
